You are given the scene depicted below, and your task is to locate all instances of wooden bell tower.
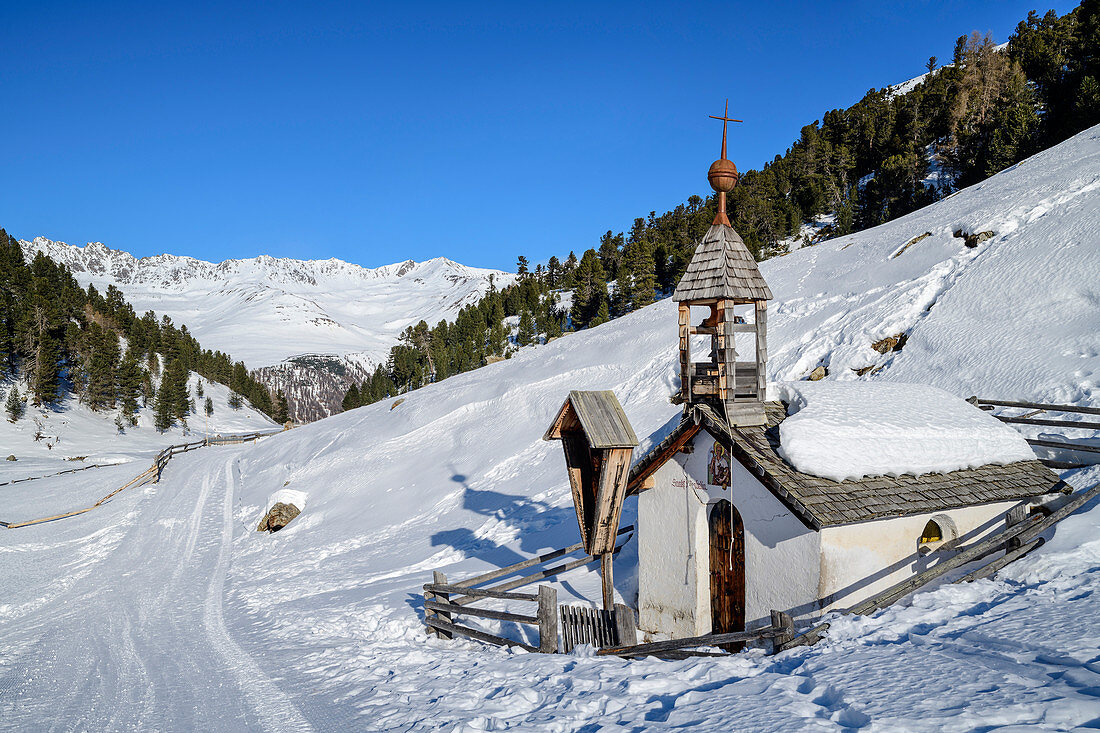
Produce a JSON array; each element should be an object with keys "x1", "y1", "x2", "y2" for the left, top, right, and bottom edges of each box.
[{"x1": 673, "y1": 102, "x2": 772, "y2": 427}]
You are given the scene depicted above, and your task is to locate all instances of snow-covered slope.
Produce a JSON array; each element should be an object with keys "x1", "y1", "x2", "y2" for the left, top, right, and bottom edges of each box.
[
  {"x1": 3, "y1": 125, "x2": 1098, "y2": 730},
  {"x1": 19, "y1": 239, "x2": 515, "y2": 419}
]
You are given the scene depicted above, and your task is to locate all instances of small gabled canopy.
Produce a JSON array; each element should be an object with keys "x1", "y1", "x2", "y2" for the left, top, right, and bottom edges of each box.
[
  {"x1": 672, "y1": 223, "x2": 773, "y2": 303},
  {"x1": 544, "y1": 390, "x2": 638, "y2": 449}
]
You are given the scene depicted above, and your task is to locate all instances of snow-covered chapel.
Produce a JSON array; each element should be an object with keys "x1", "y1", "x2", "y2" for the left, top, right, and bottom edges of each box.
[{"x1": 616, "y1": 110, "x2": 1067, "y2": 642}]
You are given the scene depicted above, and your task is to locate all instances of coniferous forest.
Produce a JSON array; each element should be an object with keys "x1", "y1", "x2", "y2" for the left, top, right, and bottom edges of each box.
[
  {"x1": 337, "y1": 1, "x2": 1100, "y2": 413},
  {"x1": 0, "y1": 229, "x2": 283, "y2": 428}
]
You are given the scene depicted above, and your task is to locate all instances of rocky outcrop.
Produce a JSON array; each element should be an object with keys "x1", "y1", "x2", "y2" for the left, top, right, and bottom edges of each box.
[{"x1": 257, "y1": 502, "x2": 301, "y2": 532}]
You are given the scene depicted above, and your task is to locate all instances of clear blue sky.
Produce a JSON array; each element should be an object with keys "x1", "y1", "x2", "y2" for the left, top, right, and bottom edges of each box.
[{"x1": 0, "y1": 1, "x2": 1078, "y2": 271}]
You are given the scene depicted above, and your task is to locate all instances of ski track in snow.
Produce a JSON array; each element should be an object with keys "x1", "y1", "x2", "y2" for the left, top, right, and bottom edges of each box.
[{"x1": 0, "y1": 449, "x2": 309, "y2": 731}]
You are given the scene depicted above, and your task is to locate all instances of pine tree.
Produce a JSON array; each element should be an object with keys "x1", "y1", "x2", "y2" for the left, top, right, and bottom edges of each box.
[
  {"x1": 516, "y1": 311, "x2": 535, "y2": 346},
  {"x1": 195, "y1": 380, "x2": 204, "y2": 398},
  {"x1": 341, "y1": 384, "x2": 360, "y2": 412},
  {"x1": 6, "y1": 386, "x2": 25, "y2": 422},
  {"x1": 227, "y1": 392, "x2": 243, "y2": 410},
  {"x1": 154, "y1": 379, "x2": 174, "y2": 432},
  {"x1": 591, "y1": 300, "x2": 611, "y2": 327},
  {"x1": 273, "y1": 389, "x2": 289, "y2": 423},
  {"x1": 204, "y1": 396, "x2": 214, "y2": 417},
  {"x1": 117, "y1": 349, "x2": 142, "y2": 424}
]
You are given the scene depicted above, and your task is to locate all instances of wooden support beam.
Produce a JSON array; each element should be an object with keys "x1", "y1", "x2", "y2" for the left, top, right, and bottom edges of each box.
[{"x1": 600, "y1": 553, "x2": 614, "y2": 610}]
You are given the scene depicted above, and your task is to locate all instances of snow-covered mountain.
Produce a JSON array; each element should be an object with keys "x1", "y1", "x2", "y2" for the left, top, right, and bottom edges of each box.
[
  {"x1": 19, "y1": 239, "x2": 515, "y2": 420},
  {"x1": 5, "y1": 125, "x2": 1098, "y2": 729}
]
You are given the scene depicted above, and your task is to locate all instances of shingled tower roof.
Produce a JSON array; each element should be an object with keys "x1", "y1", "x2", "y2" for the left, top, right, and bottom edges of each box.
[{"x1": 672, "y1": 223, "x2": 773, "y2": 302}]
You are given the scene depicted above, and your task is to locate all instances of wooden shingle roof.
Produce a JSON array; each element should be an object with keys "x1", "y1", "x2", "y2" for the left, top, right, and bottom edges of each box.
[
  {"x1": 628, "y1": 403, "x2": 1066, "y2": 529},
  {"x1": 544, "y1": 390, "x2": 639, "y2": 449},
  {"x1": 672, "y1": 223, "x2": 773, "y2": 302}
]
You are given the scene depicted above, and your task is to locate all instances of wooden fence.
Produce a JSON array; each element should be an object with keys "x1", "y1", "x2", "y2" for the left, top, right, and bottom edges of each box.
[
  {"x1": 1, "y1": 427, "x2": 286, "y2": 529},
  {"x1": 0, "y1": 462, "x2": 114, "y2": 488},
  {"x1": 970, "y1": 397, "x2": 1100, "y2": 469},
  {"x1": 779, "y1": 480, "x2": 1100, "y2": 651},
  {"x1": 422, "y1": 526, "x2": 634, "y2": 653},
  {"x1": 596, "y1": 611, "x2": 794, "y2": 659}
]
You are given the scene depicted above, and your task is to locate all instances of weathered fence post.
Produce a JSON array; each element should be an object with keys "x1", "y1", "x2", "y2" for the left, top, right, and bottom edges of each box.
[
  {"x1": 770, "y1": 610, "x2": 794, "y2": 654},
  {"x1": 432, "y1": 571, "x2": 452, "y2": 639},
  {"x1": 1005, "y1": 504, "x2": 1028, "y2": 552},
  {"x1": 538, "y1": 585, "x2": 558, "y2": 653},
  {"x1": 614, "y1": 603, "x2": 637, "y2": 647}
]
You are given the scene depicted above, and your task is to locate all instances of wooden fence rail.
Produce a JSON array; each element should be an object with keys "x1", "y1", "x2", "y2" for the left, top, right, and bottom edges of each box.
[
  {"x1": 422, "y1": 527, "x2": 635, "y2": 653},
  {"x1": 597, "y1": 610, "x2": 793, "y2": 659},
  {"x1": 1, "y1": 427, "x2": 287, "y2": 529},
  {"x1": 0, "y1": 462, "x2": 115, "y2": 488},
  {"x1": 969, "y1": 397, "x2": 1100, "y2": 469}
]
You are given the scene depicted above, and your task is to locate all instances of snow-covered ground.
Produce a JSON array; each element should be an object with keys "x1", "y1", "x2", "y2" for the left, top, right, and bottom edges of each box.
[
  {"x1": 1, "y1": 125, "x2": 1098, "y2": 731},
  {"x1": 0, "y1": 372, "x2": 273, "y2": 490}
]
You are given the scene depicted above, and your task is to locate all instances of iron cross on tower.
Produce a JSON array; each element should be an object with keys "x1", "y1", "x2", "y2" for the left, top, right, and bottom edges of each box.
[
  {"x1": 708, "y1": 99, "x2": 743, "y2": 160},
  {"x1": 707, "y1": 100, "x2": 743, "y2": 226}
]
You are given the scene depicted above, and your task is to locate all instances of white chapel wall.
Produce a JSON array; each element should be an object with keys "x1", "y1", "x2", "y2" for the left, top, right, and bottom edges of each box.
[
  {"x1": 818, "y1": 500, "x2": 1022, "y2": 612},
  {"x1": 637, "y1": 430, "x2": 821, "y2": 640}
]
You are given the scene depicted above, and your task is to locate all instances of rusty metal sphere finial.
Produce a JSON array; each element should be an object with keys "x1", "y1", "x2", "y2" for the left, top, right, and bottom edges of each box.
[{"x1": 708, "y1": 158, "x2": 739, "y2": 193}]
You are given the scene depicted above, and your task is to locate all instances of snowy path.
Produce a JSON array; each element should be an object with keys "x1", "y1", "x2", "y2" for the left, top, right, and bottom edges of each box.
[{"x1": 0, "y1": 449, "x2": 311, "y2": 732}]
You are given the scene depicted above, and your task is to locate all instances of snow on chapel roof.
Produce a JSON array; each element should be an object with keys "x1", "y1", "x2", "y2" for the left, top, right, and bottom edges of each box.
[
  {"x1": 772, "y1": 382, "x2": 1037, "y2": 482},
  {"x1": 672, "y1": 223, "x2": 773, "y2": 302}
]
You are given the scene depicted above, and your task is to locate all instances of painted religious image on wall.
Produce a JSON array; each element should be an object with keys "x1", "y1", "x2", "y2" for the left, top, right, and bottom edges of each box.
[{"x1": 708, "y1": 441, "x2": 730, "y2": 488}]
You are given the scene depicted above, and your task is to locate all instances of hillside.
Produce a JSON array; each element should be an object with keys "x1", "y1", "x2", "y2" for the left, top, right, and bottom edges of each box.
[
  {"x1": 19, "y1": 239, "x2": 514, "y2": 420},
  {"x1": 3, "y1": 124, "x2": 1098, "y2": 729}
]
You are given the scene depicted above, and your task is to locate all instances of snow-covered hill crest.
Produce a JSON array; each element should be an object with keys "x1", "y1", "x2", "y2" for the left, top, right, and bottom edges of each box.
[{"x1": 20, "y1": 238, "x2": 513, "y2": 368}]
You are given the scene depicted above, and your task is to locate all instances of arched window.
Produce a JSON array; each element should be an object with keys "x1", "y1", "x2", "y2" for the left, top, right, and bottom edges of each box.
[
  {"x1": 920, "y1": 520, "x2": 943, "y2": 544},
  {"x1": 918, "y1": 514, "x2": 957, "y2": 554}
]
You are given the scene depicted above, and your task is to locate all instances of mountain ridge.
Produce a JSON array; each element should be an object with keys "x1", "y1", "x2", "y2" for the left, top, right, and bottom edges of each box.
[{"x1": 20, "y1": 236, "x2": 515, "y2": 421}]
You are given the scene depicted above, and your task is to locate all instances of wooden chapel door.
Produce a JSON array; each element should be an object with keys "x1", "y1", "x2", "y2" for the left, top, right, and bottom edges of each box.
[{"x1": 709, "y1": 499, "x2": 746, "y2": 648}]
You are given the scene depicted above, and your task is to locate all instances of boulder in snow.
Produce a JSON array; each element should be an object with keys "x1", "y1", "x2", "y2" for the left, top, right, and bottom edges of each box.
[{"x1": 257, "y1": 489, "x2": 308, "y2": 533}]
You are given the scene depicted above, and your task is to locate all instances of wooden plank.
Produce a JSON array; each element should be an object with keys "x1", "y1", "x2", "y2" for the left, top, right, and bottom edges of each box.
[
  {"x1": 449, "y1": 524, "x2": 634, "y2": 589},
  {"x1": 423, "y1": 584, "x2": 539, "y2": 601},
  {"x1": 423, "y1": 599, "x2": 538, "y2": 625},
  {"x1": 627, "y1": 424, "x2": 701, "y2": 495},
  {"x1": 957, "y1": 538, "x2": 1044, "y2": 583},
  {"x1": 994, "y1": 415, "x2": 1100, "y2": 430},
  {"x1": 1026, "y1": 438, "x2": 1100, "y2": 455},
  {"x1": 597, "y1": 626, "x2": 783, "y2": 657},
  {"x1": 591, "y1": 448, "x2": 633, "y2": 554},
  {"x1": 538, "y1": 585, "x2": 558, "y2": 653},
  {"x1": 424, "y1": 618, "x2": 538, "y2": 652},
  {"x1": 781, "y1": 481, "x2": 1100, "y2": 651},
  {"x1": 614, "y1": 604, "x2": 637, "y2": 647},
  {"x1": 974, "y1": 398, "x2": 1100, "y2": 416}
]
